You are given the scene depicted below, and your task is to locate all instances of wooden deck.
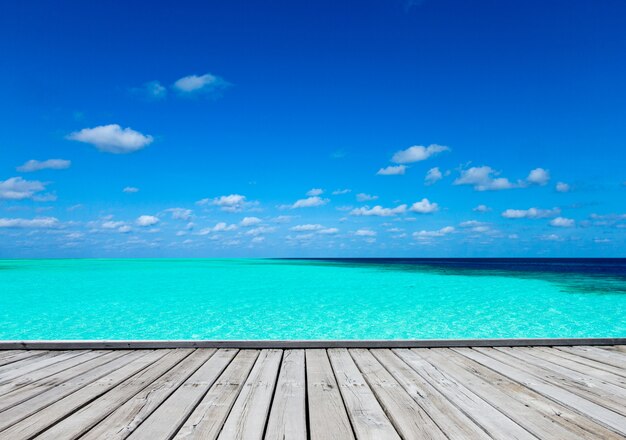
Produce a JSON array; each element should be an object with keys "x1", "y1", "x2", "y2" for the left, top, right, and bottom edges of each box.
[{"x1": 0, "y1": 345, "x2": 625, "y2": 439}]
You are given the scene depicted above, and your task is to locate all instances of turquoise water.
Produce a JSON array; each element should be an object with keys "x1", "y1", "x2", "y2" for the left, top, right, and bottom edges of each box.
[{"x1": 0, "y1": 258, "x2": 625, "y2": 340}]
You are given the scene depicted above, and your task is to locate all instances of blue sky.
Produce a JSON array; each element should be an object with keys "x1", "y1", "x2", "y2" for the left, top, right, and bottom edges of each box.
[{"x1": 1, "y1": 0, "x2": 625, "y2": 258}]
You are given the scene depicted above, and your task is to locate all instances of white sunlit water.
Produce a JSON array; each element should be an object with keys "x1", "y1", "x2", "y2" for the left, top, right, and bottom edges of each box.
[{"x1": 0, "y1": 258, "x2": 624, "y2": 340}]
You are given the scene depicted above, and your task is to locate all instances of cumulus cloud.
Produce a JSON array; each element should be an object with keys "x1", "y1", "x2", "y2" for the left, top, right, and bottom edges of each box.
[
  {"x1": 527, "y1": 168, "x2": 550, "y2": 185},
  {"x1": 356, "y1": 193, "x2": 378, "y2": 202},
  {"x1": 123, "y1": 187, "x2": 139, "y2": 193},
  {"x1": 306, "y1": 188, "x2": 324, "y2": 196},
  {"x1": 240, "y1": 216, "x2": 262, "y2": 226},
  {"x1": 197, "y1": 194, "x2": 252, "y2": 212},
  {"x1": 413, "y1": 226, "x2": 455, "y2": 238},
  {"x1": 550, "y1": 217, "x2": 575, "y2": 227},
  {"x1": 102, "y1": 220, "x2": 126, "y2": 229},
  {"x1": 454, "y1": 166, "x2": 517, "y2": 191},
  {"x1": 136, "y1": 215, "x2": 160, "y2": 227},
  {"x1": 409, "y1": 198, "x2": 439, "y2": 214},
  {"x1": 287, "y1": 196, "x2": 329, "y2": 209},
  {"x1": 501, "y1": 207, "x2": 561, "y2": 219},
  {"x1": 540, "y1": 233, "x2": 564, "y2": 242},
  {"x1": 391, "y1": 144, "x2": 449, "y2": 164},
  {"x1": 173, "y1": 73, "x2": 230, "y2": 96},
  {"x1": 165, "y1": 208, "x2": 192, "y2": 220},
  {"x1": 473, "y1": 204, "x2": 492, "y2": 212},
  {"x1": 556, "y1": 182, "x2": 571, "y2": 193},
  {"x1": 245, "y1": 226, "x2": 276, "y2": 236},
  {"x1": 351, "y1": 204, "x2": 407, "y2": 217},
  {"x1": 318, "y1": 227, "x2": 339, "y2": 234},
  {"x1": 0, "y1": 217, "x2": 59, "y2": 228},
  {"x1": 332, "y1": 189, "x2": 351, "y2": 195},
  {"x1": 67, "y1": 124, "x2": 153, "y2": 154},
  {"x1": 17, "y1": 159, "x2": 71, "y2": 172},
  {"x1": 424, "y1": 167, "x2": 443, "y2": 185},
  {"x1": 0, "y1": 177, "x2": 49, "y2": 200},
  {"x1": 376, "y1": 165, "x2": 406, "y2": 175},
  {"x1": 354, "y1": 229, "x2": 376, "y2": 237}
]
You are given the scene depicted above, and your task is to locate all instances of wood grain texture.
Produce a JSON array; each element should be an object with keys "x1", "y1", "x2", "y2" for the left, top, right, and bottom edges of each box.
[{"x1": 0, "y1": 345, "x2": 623, "y2": 439}]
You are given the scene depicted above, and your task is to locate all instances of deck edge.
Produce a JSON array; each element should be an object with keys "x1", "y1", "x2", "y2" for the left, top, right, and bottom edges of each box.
[{"x1": 1, "y1": 338, "x2": 625, "y2": 350}]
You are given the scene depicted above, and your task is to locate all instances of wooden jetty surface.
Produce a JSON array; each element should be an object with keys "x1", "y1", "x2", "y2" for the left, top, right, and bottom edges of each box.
[{"x1": 0, "y1": 344, "x2": 625, "y2": 439}]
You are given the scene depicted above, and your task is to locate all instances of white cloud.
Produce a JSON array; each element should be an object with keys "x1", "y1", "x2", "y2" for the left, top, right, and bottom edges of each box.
[
  {"x1": 550, "y1": 217, "x2": 575, "y2": 227},
  {"x1": 332, "y1": 189, "x2": 351, "y2": 195},
  {"x1": 502, "y1": 207, "x2": 561, "y2": 219},
  {"x1": 424, "y1": 167, "x2": 443, "y2": 185},
  {"x1": 540, "y1": 233, "x2": 563, "y2": 242},
  {"x1": 240, "y1": 216, "x2": 262, "y2": 226},
  {"x1": 132, "y1": 80, "x2": 167, "y2": 100},
  {"x1": 318, "y1": 227, "x2": 339, "y2": 234},
  {"x1": 391, "y1": 144, "x2": 449, "y2": 164},
  {"x1": 118, "y1": 225, "x2": 132, "y2": 233},
  {"x1": 272, "y1": 215, "x2": 293, "y2": 223},
  {"x1": 17, "y1": 159, "x2": 71, "y2": 172},
  {"x1": 306, "y1": 188, "x2": 324, "y2": 196},
  {"x1": 198, "y1": 222, "x2": 238, "y2": 235},
  {"x1": 165, "y1": 208, "x2": 192, "y2": 220},
  {"x1": 473, "y1": 204, "x2": 491, "y2": 213},
  {"x1": 0, "y1": 217, "x2": 59, "y2": 228},
  {"x1": 102, "y1": 220, "x2": 126, "y2": 229},
  {"x1": 409, "y1": 198, "x2": 439, "y2": 214},
  {"x1": 288, "y1": 196, "x2": 329, "y2": 209},
  {"x1": 350, "y1": 204, "x2": 407, "y2": 217},
  {"x1": 67, "y1": 124, "x2": 153, "y2": 154},
  {"x1": 0, "y1": 177, "x2": 49, "y2": 200},
  {"x1": 197, "y1": 194, "x2": 251, "y2": 212},
  {"x1": 123, "y1": 187, "x2": 140, "y2": 193},
  {"x1": 290, "y1": 224, "x2": 324, "y2": 231},
  {"x1": 377, "y1": 165, "x2": 406, "y2": 176},
  {"x1": 556, "y1": 182, "x2": 571, "y2": 193},
  {"x1": 354, "y1": 229, "x2": 376, "y2": 237},
  {"x1": 173, "y1": 73, "x2": 230, "y2": 95},
  {"x1": 413, "y1": 226, "x2": 455, "y2": 238},
  {"x1": 454, "y1": 166, "x2": 517, "y2": 191},
  {"x1": 356, "y1": 193, "x2": 378, "y2": 202},
  {"x1": 251, "y1": 236, "x2": 265, "y2": 243},
  {"x1": 136, "y1": 215, "x2": 160, "y2": 227},
  {"x1": 245, "y1": 226, "x2": 276, "y2": 236},
  {"x1": 527, "y1": 168, "x2": 550, "y2": 185}
]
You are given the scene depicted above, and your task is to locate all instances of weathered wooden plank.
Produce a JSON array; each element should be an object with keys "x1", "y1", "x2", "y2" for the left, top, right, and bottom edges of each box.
[
  {"x1": 0, "y1": 351, "x2": 108, "y2": 397},
  {"x1": 371, "y1": 349, "x2": 490, "y2": 439},
  {"x1": 0, "y1": 350, "x2": 167, "y2": 439},
  {"x1": 494, "y1": 347, "x2": 626, "y2": 414},
  {"x1": 424, "y1": 347, "x2": 622, "y2": 440},
  {"x1": 0, "y1": 350, "x2": 125, "y2": 413},
  {"x1": 521, "y1": 347, "x2": 626, "y2": 387},
  {"x1": 0, "y1": 351, "x2": 49, "y2": 371},
  {"x1": 127, "y1": 349, "x2": 235, "y2": 440},
  {"x1": 0, "y1": 350, "x2": 141, "y2": 431},
  {"x1": 83, "y1": 349, "x2": 215, "y2": 440},
  {"x1": 395, "y1": 349, "x2": 534, "y2": 440},
  {"x1": 328, "y1": 348, "x2": 401, "y2": 440},
  {"x1": 217, "y1": 349, "x2": 282, "y2": 440},
  {"x1": 305, "y1": 349, "x2": 355, "y2": 440},
  {"x1": 264, "y1": 349, "x2": 306, "y2": 440},
  {"x1": 558, "y1": 346, "x2": 626, "y2": 370},
  {"x1": 455, "y1": 347, "x2": 626, "y2": 436},
  {"x1": 0, "y1": 350, "x2": 88, "y2": 385},
  {"x1": 0, "y1": 351, "x2": 27, "y2": 367},
  {"x1": 174, "y1": 350, "x2": 259, "y2": 440},
  {"x1": 538, "y1": 346, "x2": 626, "y2": 378},
  {"x1": 350, "y1": 349, "x2": 446, "y2": 439},
  {"x1": 34, "y1": 350, "x2": 193, "y2": 440}
]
